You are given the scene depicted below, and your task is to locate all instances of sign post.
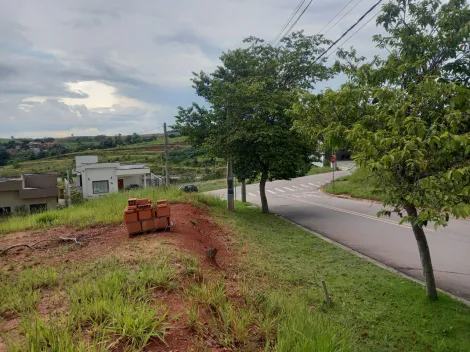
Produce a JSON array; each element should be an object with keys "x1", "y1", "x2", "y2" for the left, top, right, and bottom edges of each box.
[{"x1": 330, "y1": 155, "x2": 337, "y2": 189}]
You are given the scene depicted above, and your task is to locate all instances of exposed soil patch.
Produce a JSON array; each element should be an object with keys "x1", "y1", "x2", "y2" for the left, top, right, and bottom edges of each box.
[
  {"x1": 0, "y1": 203, "x2": 238, "y2": 352},
  {"x1": 0, "y1": 204, "x2": 234, "y2": 270}
]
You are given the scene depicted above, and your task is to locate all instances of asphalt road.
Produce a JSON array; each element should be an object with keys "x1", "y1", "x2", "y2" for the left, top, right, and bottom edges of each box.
[{"x1": 209, "y1": 171, "x2": 470, "y2": 300}]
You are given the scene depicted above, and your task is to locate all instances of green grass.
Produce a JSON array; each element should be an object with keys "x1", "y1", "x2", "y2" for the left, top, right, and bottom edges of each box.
[
  {"x1": 0, "y1": 187, "x2": 186, "y2": 234},
  {"x1": 323, "y1": 169, "x2": 381, "y2": 201},
  {"x1": 2, "y1": 189, "x2": 470, "y2": 351},
  {"x1": 3, "y1": 257, "x2": 173, "y2": 351},
  {"x1": 193, "y1": 178, "x2": 227, "y2": 192},
  {"x1": 207, "y1": 201, "x2": 470, "y2": 352},
  {"x1": 0, "y1": 267, "x2": 58, "y2": 315},
  {"x1": 308, "y1": 166, "x2": 334, "y2": 175}
]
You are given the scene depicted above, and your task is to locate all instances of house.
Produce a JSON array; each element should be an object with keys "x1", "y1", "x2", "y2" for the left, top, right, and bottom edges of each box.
[
  {"x1": 73, "y1": 156, "x2": 152, "y2": 199},
  {"x1": 43, "y1": 142, "x2": 57, "y2": 149},
  {"x1": 28, "y1": 142, "x2": 42, "y2": 149},
  {"x1": 0, "y1": 173, "x2": 58, "y2": 215}
]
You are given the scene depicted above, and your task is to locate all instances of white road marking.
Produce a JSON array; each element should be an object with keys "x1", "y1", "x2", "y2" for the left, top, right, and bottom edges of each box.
[
  {"x1": 300, "y1": 184, "x2": 310, "y2": 188},
  {"x1": 248, "y1": 193, "x2": 256, "y2": 197},
  {"x1": 308, "y1": 183, "x2": 317, "y2": 186},
  {"x1": 267, "y1": 190, "x2": 276, "y2": 194},
  {"x1": 275, "y1": 188, "x2": 285, "y2": 193},
  {"x1": 292, "y1": 186, "x2": 303, "y2": 190},
  {"x1": 257, "y1": 191, "x2": 260, "y2": 194},
  {"x1": 287, "y1": 197, "x2": 435, "y2": 232},
  {"x1": 291, "y1": 194, "x2": 300, "y2": 198},
  {"x1": 284, "y1": 187, "x2": 295, "y2": 192}
]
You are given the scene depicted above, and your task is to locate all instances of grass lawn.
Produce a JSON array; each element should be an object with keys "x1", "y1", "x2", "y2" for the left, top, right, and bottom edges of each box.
[
  {"x1": 323, "y1": 169, "x2": 381, "y2": 201},
  {"x1": 0, "y1": 188, "x2": 188, "y2": 234},
  {"x1": 308, "y1": 166, "x2": 333, "y2": 175},
  {"x1": 211, "y1": 202, "x2": 470, "y2": 351},
  {"x1": 1, "y1": 192, "x2": 470, "y2": 351},
  {"x1": 192, "y1": 178, "x2": 227, "y2": 192}
]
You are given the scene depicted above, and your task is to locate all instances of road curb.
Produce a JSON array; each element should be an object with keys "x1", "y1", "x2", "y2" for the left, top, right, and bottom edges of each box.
[{"x1": 273, "y1": 213, "x2": 470, "y2": 307}]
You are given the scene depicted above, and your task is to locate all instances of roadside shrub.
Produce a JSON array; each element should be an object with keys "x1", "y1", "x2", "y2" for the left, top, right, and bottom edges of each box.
[{"x1": 36, "y1": 213, "x2": 57, "y2": 225}]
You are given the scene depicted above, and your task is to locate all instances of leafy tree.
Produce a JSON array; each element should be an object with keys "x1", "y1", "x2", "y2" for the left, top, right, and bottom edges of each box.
[
  {"x1": 292, "y1": 0, "x2": 470, "y2": 299},
  {"x1": 175, "y1": 31, "x2": 331, "y2": 212},
  {"x1": 0, "y1": 147, "x2": 10, "y2": 166}
]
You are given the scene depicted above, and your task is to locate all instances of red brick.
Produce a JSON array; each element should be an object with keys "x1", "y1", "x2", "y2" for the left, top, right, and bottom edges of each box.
[
  {"x1": 157, "y1": 205, "x2": 170, "y2": 217},
  {"x1": 123, "y1": 212, "x2": 138, "y2": 223},
  {"x1": 155, "y1": 217, "x2": 169, "y2": 229},
  {"x1": 126, "y1": 222, "x2": 142, "y2": 235},
  {"x1": 138, "y1": 209, "x2": 152, "y2": 220},
  {"x1": 142, "y1": 219, "x2": 156, "y2": 231}
]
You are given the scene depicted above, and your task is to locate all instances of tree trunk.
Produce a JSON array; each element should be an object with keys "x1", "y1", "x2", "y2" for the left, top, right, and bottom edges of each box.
[
  {"x1": 405, "y1": 204, "x2": 438, "y2": 300},
  {"x1": 260, "y1": 172, "x2": 269, "y2": 213},
  {"x1": 241, "y1": 179, "x2": 247, "y2": 203}
]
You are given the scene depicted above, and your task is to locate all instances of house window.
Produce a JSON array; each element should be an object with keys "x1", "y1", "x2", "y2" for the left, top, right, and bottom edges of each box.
[
  {"x1": 93, "y1": 180, "x2": 109, "y2": 194},
  {"x1": 30, "y1": 204, "x2": 47, "y2": 214},
  {"x1": 0, "y1": 207, "x2": 11, "y2": 217}
]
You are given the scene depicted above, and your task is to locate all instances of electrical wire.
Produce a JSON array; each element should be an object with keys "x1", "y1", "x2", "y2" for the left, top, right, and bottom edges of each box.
[
  {"x1": 323, "y1": 0, "x2": 365, "y2": 36},
  {"x1": 317, "y1": 0, "x2": 357, "y2": 35},
  {"x1": 315, "y1": 0, "x2": 383, "y2": 62},
  {"x1": 325, "y1": 9, "x2": 380, "y2": 59},
  {"x1": 139, "y1": 125, "x2": 164, "y2": 135},
  {"x1": 275, "y1": 0, "x2": 317, "y2": 47},
  {"x1": 272, "y1": 0, "x2": 307, "y2": 45}
]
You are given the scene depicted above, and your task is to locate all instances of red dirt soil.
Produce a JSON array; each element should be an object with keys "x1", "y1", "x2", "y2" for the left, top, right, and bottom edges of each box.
[
  {"x1": 0, "y1": 203, "x2": 234, "y2": 270},
  {"x1": 0, "y1": 203, "x2": 236, "y2": 352}
]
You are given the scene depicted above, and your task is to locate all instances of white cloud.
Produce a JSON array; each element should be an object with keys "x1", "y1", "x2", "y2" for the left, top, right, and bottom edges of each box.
[{"x1": 0, "y1": 0, "x2": 387, "y2": 138}]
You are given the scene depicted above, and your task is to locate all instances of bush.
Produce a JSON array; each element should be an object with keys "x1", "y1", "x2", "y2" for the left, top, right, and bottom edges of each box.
[
  {"x1": 201, "y1": 170, "x2": 225, "y2": 181},
  {"x1": 36, "y1": 213, "x2": 57, "y2": 225},
  {"x1": 70, "y1": 189, "x2": 84, "y2": 205}
]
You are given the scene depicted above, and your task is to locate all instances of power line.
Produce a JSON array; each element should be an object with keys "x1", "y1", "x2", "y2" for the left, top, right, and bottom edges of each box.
[
  {"x1": 275, "y1": 0, "x2": 316, "y2": 47},
  {"x1": 272, "y1": 0, "x2": 306, "y2": 45},
  {"x1": 139, "y1": 125, "x2": 164, "y2": 135},
  {"x1": 323, "y1": 0, "x2": 365, "y2": 36},
  {"x1": 315, "y1": 0, "x2": 383, "y2": 62},
  {"x1": 317, "y1": 0, "x2": 357, "y2": 35},
  {"x1": 326, "y1": 9, "x2": 380, "y2": 59}
]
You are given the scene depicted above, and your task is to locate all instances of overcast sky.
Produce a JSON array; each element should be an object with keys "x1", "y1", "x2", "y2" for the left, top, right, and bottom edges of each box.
[{"x1": 0, "y1": 0, "x2": 386, "y2": 138}]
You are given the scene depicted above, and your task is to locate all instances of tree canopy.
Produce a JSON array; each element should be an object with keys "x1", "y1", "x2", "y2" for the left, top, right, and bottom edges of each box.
[
  {"x1": 292, "y1": 0, "x2": 470, "y2": 299},
  {"x1": 174, "y1": 31, "x2": 332, "y2": 212}
]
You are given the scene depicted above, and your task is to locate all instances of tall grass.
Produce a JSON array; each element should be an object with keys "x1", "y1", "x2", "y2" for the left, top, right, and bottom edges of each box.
[
  {"x1": 0, "y1": 187, "x2": 185, "y2": 234},
  {"x1": 323, "y1": 168, "x2": 381, "y2": 200}
]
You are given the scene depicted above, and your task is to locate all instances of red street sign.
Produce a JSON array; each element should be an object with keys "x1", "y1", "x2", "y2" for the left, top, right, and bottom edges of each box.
[{"x1": 330, "y1": 156, "x2": 336, "y2": 163}]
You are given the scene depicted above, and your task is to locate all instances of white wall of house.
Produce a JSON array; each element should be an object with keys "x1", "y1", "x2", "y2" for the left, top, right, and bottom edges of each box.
[
  {"x1": 82, "y1": 167, "x2": 118, "y2": 199},
  {"x1": 119, "y1": 175, "x2": 142, "y2": 188},
  {"x1": 76, "y1": 155, "x2": 98, "y2": 168}
]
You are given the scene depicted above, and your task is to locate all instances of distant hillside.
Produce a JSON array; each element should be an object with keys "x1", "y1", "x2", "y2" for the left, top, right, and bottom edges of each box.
[{"x1": 0, "y1": 136, "x2": 225, "y2": 183}]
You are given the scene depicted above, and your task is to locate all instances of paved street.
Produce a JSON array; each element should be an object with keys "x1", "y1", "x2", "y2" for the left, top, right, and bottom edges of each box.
[{"x1": 209, "y1": 171, "x2": 470, "y2": 300}]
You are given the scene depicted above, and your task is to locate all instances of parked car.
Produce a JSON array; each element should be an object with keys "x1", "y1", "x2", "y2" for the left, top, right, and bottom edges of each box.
[
  {"x1": 179, "y1": 185, "x2": 199, "y2": 193},
  {"x1": 125, "y1": 184, "x2": 140, "y2": 191}
]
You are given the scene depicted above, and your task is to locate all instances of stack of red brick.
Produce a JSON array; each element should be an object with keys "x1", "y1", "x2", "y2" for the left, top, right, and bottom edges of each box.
[{"x1": 123, "y1": 198, "x2": 171, "y2": 235}]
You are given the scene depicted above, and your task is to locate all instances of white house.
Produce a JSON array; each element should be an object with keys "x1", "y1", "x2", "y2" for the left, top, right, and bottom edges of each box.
[{"x1": 73, "y1": 156, "x2": 152, "y2": 199}]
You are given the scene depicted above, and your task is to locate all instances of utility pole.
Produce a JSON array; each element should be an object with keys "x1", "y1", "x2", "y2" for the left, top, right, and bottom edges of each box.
[
  {"x1": 241, "y1": 180, "x2": 246, "y2": 203},
  {"x1": 227, "y1": 157, "x2": 235, "y2": 211},
  {"x1": 66, "y1": 169, "x2": 72, "y2": 207},
  {"x1": 163, "y1": 123, "x2": 170, "y2": 186}
]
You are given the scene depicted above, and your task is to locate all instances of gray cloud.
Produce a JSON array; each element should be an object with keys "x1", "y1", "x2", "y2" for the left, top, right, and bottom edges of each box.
[{"x1": 0, "y1": 0, "x2": 387, "y2": 137}]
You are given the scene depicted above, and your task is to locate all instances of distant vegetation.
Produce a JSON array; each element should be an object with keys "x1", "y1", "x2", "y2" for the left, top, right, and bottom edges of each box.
[{"x1": 0, "y1": 134, "x2": 228, "y2": 184}]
